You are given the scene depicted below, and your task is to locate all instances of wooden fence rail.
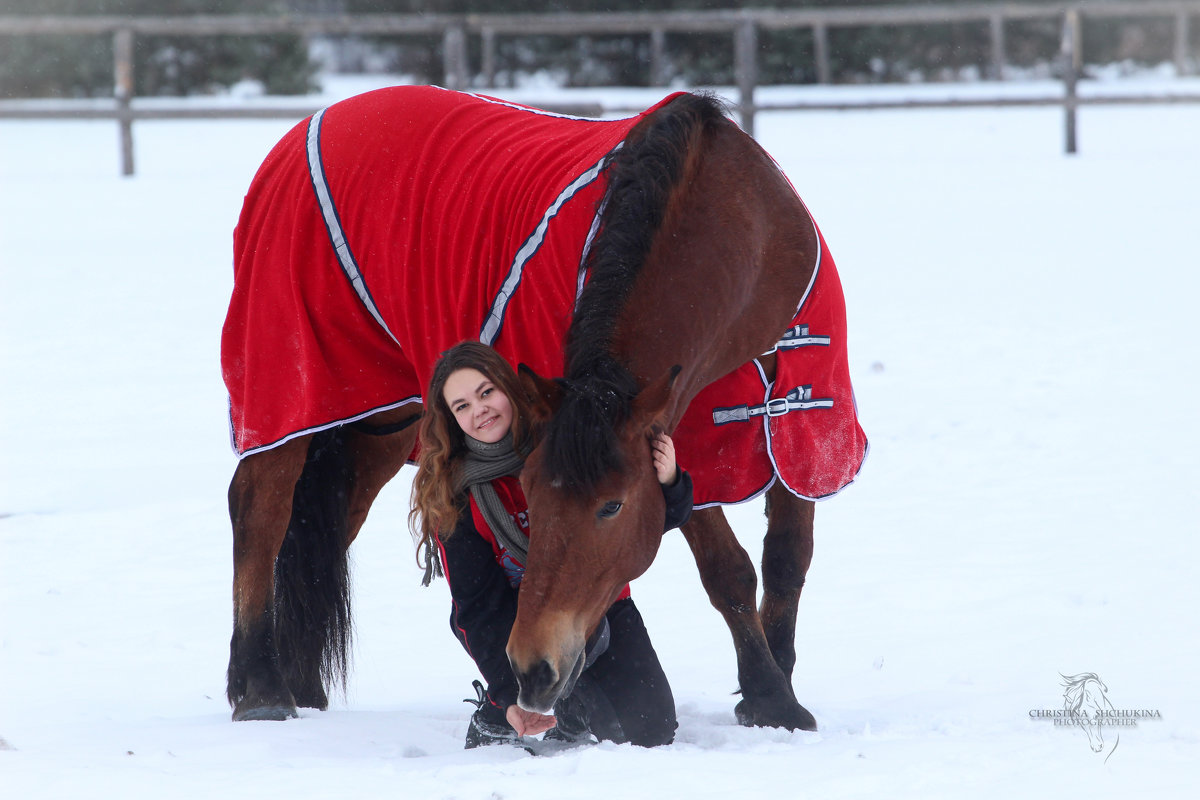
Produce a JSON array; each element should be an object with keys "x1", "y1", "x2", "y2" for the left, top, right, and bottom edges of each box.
[{"x1": 2, "y1": 2, "x2": 1199, "y2": 174}]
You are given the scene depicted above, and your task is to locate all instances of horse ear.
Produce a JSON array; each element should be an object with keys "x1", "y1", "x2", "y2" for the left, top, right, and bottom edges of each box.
[
  {"x1": 517, "y1": 363, "x2": 563, "y2": 422},
  {"x1": 632, "y1": 364, "x2": 682, "y2": 431}
]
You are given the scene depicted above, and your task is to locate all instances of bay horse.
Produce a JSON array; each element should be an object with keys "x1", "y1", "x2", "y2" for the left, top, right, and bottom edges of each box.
[{"x1": 223, "y1": 86, "x2": 862, "y2": 732}]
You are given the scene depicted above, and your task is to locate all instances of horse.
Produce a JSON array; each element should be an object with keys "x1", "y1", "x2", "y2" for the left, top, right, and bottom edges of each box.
[{"x1": 222, "y1": 86, "x2": 865, "y2": 731}]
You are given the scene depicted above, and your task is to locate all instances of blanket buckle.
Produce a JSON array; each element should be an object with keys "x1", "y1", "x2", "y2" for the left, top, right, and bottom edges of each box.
[{"x1": 765, "y1": 397, "x2": 791, "y2": 417}]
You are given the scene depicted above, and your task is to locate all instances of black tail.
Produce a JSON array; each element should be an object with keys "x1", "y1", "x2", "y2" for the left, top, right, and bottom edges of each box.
[{"x1": 273, "y1": 427, "x2": 354, "y2": 709}]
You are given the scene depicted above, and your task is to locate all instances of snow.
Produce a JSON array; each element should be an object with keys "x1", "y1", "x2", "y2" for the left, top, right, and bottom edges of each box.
[{"x1": 2, "y1": 78, "x2": 1199, "y2": 798}]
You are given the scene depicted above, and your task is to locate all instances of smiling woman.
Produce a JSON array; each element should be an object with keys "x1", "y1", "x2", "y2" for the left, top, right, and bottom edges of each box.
[
  {"x1": 443, "y1": 368, "x2": 514, "y2": 445},
  {"x1": 408, "y1": 341, "x2": 693, "y2": 751}
]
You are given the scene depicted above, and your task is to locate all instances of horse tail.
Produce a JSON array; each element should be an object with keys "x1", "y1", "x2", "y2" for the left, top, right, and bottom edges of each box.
[{"x1": 274, "y1": 427, "x2": 354, "y2": 707}]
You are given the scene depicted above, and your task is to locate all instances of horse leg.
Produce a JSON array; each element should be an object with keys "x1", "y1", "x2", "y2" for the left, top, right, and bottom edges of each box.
[
  {"x1": 271, "y1": 427, "x2": 360, "y2": 712},
  {"x1": 759, "y1": 483, "x2": 815, "y2": 690},
  {"x1": 680, "y1": 507, "x2": 817, "y2": 731},
  {"x1": 342, "y1": 410, "x2": 422, "y2": 547},
  {"x1": 275, "y1": 411, "x2": 421, "y2": 711},
  {"x1": 228, "y1": 411, "x2": 420, "y2": 721},
  {"x1": 227, "y1": 435, "x2": 311, "y2": 721}
]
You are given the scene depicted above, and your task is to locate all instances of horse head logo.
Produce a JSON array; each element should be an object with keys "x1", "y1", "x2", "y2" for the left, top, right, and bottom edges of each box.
[{"x1": 1061, "y1": 672, "x2": 1118, "y2": 757}]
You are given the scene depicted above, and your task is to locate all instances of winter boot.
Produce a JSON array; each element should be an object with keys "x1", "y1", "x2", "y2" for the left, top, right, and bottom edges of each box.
[
  {"x1": 543, "y1": 689, "x2": 596, "y2": 746},
  {"x1": 462, "y1": 680, "x2": 520, "y2": 750},
  {"x1": 554, "y1": 673, "x2": 625, "y2": 744}
]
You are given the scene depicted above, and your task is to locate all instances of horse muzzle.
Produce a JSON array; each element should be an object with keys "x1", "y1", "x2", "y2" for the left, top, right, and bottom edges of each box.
[{"x1": 511, "y1": 647, "x2": 586, "y2": 715}]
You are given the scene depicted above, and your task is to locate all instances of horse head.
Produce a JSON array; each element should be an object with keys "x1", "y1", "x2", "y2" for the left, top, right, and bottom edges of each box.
[{"x1": 506, "y1": 362, "x2": 681, "y2": 713}]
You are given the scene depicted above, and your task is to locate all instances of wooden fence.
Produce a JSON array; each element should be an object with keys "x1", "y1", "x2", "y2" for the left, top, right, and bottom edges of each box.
[{"x1": 2, "y1": 2, "x2": 1199, "y2": 174}]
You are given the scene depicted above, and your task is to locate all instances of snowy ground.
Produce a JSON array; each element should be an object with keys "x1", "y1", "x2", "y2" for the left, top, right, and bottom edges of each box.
[{"x1": 2, "y1": 78, "x2": 1199, "y2": 798}]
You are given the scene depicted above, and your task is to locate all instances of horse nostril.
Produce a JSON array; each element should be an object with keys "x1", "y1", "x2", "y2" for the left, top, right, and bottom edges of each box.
[{"x1": 515, "y1": 658, "x2": 557, "y2": 693}]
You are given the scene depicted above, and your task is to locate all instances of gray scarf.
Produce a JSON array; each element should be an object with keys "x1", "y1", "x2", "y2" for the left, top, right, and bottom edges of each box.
[{"x1": 455, "y1": 432, "x2": 530, "y2": 566}]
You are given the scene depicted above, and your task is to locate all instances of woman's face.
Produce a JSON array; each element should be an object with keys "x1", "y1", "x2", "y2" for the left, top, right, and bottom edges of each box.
[{"x1": 442, "y1": 367, "x2": 514, "y2": 444}]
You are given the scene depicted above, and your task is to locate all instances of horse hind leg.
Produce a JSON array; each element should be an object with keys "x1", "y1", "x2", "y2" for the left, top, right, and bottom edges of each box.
[
  {"x1": 228, "y1": 426, "x2": 359, "y2": 719},
  {"x1": 227, "y1": 409, "x2": 421, "y2": 722},
  {"x1": 271, "y1": 428, "x2": 359, "y2": 712},
  {"x1": 680, "y1": 507, "x2": 816, "y2": 731},
  {"x1": 276, "y1": 410, "x2": 420, "y2": 711},
  {"x1": 227, "y1": 435, "x2": 311, "y2": 721},
  {"x1": 759, "y1": 483, "x2": 815, "y2": 681},
  {"x1": 759, "y1": 484, "x2": 816, "y2": 721},
  {"x1": 341, "y1": 409, "x2": 422, "y2": 549}
]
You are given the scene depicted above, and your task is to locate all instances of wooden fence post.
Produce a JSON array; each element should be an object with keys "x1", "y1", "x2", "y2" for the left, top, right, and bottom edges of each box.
[
  {"x1": 114, "y1": 27, "x2": 135, "y2": 176},
  {"x1": 650, "y1": 27, "x2": 667, "y2": 86},
  {"x1": 443, "y1": 24, "x2": 468, "y2": 90},
  {"x1": 989, "y1": 12, "x2": 1007, "y2": 80},
  {"x1": 813, "y1": 21, "x2": 831, "y2": 84},
  {"x1": 481, "y1": 27, "x2": 496, "y2": 88},
  {"x1": 734, "y1": 19, "x2": 758, "y2": 137},
  {"x1": 1175, "y1": 11, "x2": 1193, "y2": 75},
  {"x1": 1062, "y1": 9, "x2": 1082, "y2": 155}
]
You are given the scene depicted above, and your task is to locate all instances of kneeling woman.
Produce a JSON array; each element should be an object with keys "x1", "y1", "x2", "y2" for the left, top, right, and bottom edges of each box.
[{"x1": 410, "y1": 342, "x2": 691, "y2": 749}]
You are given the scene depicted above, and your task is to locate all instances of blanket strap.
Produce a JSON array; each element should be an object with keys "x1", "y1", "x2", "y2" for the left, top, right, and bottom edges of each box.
[
  {"x1": 762, "y1": 324, "x2": 831, "y2": 356},
  {"x1": 479, "y1": 147, "x2": 617, "y2": 346},
  {"x1": 712, "y1": 385, "x2": 834, "y2": 426},
  {"x1": 349, "y1": 413, "x2": 423, "y2": 437},
  {"x1": 306, "y1": 107, "x2": 401, "y2": 348}
]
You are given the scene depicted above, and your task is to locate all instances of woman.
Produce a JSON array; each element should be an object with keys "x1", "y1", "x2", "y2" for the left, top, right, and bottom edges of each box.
[{"x1": 410, "y1": 341, "x2": 691, "y2": 750}]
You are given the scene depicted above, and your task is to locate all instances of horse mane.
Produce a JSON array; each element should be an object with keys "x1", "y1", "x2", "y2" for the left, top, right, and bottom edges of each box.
[{"x1": 542, "y1": 92, "x2": 728, "y2": 494}]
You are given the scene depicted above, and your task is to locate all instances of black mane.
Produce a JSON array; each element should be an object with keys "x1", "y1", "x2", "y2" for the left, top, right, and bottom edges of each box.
[{"x1": 541, "y1": 92, "x2": 727, "y2": 494}]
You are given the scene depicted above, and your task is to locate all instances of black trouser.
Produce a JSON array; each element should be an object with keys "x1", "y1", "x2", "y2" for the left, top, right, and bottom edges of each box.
[{"x1": 569, "y1": 596, "x2": 677, "y2": 747}]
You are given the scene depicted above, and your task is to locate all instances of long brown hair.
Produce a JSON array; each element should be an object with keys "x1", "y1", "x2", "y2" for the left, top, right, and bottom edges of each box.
[{"x1": 410, "y1": 341, "x2": 535, "y2": 574}]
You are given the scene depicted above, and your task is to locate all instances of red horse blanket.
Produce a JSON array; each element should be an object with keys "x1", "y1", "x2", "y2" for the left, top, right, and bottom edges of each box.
[
  {"x1": 224, "y1": 86, "x2": 674, "y2": 454},
  {"x1": 674, "y1": 225, "x2": 868, "y2": 504},
  {"x1": 222, "y1": 86, "x2": 866, "y2": 504}
]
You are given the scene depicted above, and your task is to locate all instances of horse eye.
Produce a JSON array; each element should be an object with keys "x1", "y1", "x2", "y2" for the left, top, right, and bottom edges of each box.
[{"x1": 597, "y1": 501, "x2": 623, "y2": 519}]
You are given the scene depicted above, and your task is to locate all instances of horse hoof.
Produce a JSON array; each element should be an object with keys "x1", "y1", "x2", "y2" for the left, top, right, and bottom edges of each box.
[
  {"x1": 734, "y1": 697, "x2": 818, "y2": 732},
  {"x1": 232, "y1": 703, "x2": 299, "y2": 722},
  {"x1": 290, "y1": 686, "x2": 329, "y2": 711}
]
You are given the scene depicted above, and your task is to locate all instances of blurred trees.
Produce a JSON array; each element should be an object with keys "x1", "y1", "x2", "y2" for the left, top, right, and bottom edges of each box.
[
  {"x1": 1, "y1": 1, "x2": 1188, "y2": 98},
  {"x1": 0, "y1": 0, "x2": 316, "y2": 98},
  {"x1": 334, "y1": 0, "x2": 1182, "y2": 87}
]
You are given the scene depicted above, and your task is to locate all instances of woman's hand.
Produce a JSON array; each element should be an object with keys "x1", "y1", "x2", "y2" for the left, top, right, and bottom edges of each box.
[
  {"x1": 506, "y1": 704, "x2": 557, "y2": 737},
  {"x1": 650, "y1": 432, "x2": 680, "y2": 485}
]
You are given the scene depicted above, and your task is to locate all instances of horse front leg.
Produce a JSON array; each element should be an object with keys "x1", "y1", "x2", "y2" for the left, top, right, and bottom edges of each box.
[
  {"x1": 759, "y1": 483, "x2": 815, "y2": 683},
  {"x1": 226, "y1": 436, "x2": 310, "y2": 721},
  {"x1": 680, "y1": 507, "x2": 817, "y2": 731}
]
